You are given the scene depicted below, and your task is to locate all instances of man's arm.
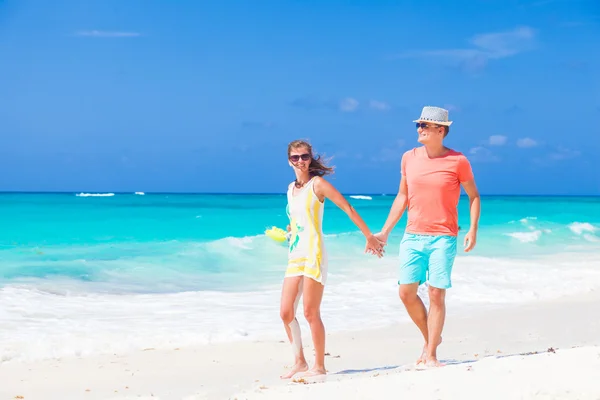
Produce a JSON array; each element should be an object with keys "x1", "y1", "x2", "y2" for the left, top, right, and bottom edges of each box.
[
  {"x1": 461, "y1": 179, "x2": 480, "y2": 252},
  {"x1": 377, "y1": 175, "x2": 408, "y2": 243}
]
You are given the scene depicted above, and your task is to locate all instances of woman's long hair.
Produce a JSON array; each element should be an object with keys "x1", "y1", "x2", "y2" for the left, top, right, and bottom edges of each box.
[{"x1": 287, "y1": 140, "x2": 334, "y2": 178}]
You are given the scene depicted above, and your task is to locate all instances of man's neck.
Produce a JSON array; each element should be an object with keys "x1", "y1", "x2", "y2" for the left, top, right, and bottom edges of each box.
[{"x1": 423, "y1": 143, "x2": 448, "y2": 158}]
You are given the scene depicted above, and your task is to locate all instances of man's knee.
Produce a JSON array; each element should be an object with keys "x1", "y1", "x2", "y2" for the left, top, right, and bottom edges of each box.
[
  {"x1": 399, "y1": 284, "x2": 419, "y2": 304},
  {"x1": 428, "y1": 286, "x2": 446, "y2": 307}
]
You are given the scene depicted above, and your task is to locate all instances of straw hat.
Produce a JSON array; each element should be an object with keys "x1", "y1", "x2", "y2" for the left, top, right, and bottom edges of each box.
[{"x1": 413, "y1": 106, "x2": 453, "y2": 126}]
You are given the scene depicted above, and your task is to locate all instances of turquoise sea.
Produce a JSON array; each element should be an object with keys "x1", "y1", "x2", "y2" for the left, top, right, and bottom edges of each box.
[{"x1": 1, "y1": 192, "x2": 599, "y2": 362}]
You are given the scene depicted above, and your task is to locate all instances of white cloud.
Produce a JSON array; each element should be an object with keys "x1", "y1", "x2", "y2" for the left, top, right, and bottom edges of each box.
[
  {"x1": 75, "y1": 30, "x2": 141, "y2": 38},
  {"x1": 469, "y1": 26, "x2": 535, "y2": 58},
  {"x1": 372, "y1": 139, "x2": 406, "y2": 162},
  {"x1": 469, "y1": 146, "x2": 483, "y2": 155},
  {"x1": 548, "y1": 147, "x2": 581, "y2": 161},
  {"x1": 369, "y1": 100, "x2": 390, "y2": 111},
  {"x1": 488, "y1": 135, "x2": 508, "y2": 146},
  {"x1": 339, "y1": 97, "x2": 359, "y2": 112},
  {"x1": 533, "y1": 146, "x2": 582, "y2": 165},
  {"x1": 469, "y1": 146, "x2": 500, "y2": 162},
  {"x1": 517, "y1": 137, "x2": 538, "y2": 148},
  {"x1": 395, "y1": 26, "x2": 536, "y2": 71},
  {"x1": 444, "y1": 104, "x2": 461, "y2": 112}
]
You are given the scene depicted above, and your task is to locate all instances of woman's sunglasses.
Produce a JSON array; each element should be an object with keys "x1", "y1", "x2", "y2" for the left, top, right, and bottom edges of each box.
[{"x1": 289, "y1": 153, "x2": 311, "y2": 162}]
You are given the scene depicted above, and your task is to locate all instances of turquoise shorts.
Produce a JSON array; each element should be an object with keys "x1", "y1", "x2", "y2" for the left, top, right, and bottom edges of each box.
[{"x1": 398, "y1": 233, "x2": 457, "y2": 289}]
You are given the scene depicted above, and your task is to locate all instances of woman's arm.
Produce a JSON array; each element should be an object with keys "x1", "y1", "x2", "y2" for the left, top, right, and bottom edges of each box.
[{"x1": 313, "y1": 177, "x2": 384, "y2": 256}]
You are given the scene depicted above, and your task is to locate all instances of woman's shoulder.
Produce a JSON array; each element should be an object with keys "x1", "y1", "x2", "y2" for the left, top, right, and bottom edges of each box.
[
  {"x1": 311, "y1": 176, "x2": 336, "y2": 195},
  {"x1": 311, "y1": 175, "x2": 328, "y2": 187}
]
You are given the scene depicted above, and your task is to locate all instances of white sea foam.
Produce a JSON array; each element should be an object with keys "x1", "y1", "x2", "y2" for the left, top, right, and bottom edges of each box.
[
  {"x1": 135, "y1": 192, "x2": 145, "y2": 195},
  {"x1": 2, "y1": 250, "x2": 600, "y2": 363},
  {"x1": 349, "y1": 195, "x2": 372, "y2": 200},
  {"x1": 568, "y1": 222, "x2": 597, "y2": 235},
  {"x1": 505, "y1": 230, "x2": 542, "y2": 243},
  {"x1": 519, "y1": 216, "x2": 538, "y2": 223},
  {"x1": 76, "y1": 193, "x2": 115, "y2": 197},
  {"x1": 210, "y1": 236, "x2": 256, "y2": 250}
]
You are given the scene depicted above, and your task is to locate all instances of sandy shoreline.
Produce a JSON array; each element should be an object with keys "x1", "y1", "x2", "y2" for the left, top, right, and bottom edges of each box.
[
  {"x1": 234, "y1": 346, "x2": 600, "y2": 400},
  {"x1": 1, "y1": 292, "x2": 599, "y2": 399}
]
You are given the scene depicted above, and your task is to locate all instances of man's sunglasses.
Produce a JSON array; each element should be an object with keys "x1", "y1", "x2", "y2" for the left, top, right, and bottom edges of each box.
[
  {"x1": 416, "y1": 122, "x2": 441, "y2": 129},
  {"x1": 289, "y1": 153, "x2": 311, "y2": 162}
]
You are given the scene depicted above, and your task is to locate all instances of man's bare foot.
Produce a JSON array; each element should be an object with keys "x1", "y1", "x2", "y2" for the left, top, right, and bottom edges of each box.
[
  {"x1": 300, "y1": 366, "x2": 327, "y2": 377},
  {"x1": 416, "y1": 336, "x2": 442, "y2": 365},
  {"x1": 416, "y1": 345, "x2": 427, "y2": 365},
  {"x1": 425, "y1": 357, "x2": 445, "y2": 367},
  {"x1": 280, "y1": 362, "x2": 308, "y2": 379}
]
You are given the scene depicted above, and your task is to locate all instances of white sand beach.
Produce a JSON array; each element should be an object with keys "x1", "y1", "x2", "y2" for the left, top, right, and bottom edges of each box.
[
  {"x1": 1, "y1": 291, "x2": 599, "y2": 400},
  {"x1": 234, "y1": 346, "x2": 600, "y2": 400}
]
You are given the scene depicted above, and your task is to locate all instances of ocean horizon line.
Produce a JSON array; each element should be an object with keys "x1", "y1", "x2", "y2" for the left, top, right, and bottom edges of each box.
[{"x1": 0, "y1": 191, "x2": 599, "y2": 198}]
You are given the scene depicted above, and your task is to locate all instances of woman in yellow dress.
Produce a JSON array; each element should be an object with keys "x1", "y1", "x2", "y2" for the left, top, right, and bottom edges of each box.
[{"x1": 279, "y1": 139, "x2": 383, "y2": 379}]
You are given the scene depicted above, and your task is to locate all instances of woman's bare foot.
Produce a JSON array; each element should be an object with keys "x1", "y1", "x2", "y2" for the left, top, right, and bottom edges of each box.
[
  {"x1": 280, "y1": 362, "x2": 308, "y2": 379},
  {"x1": 301, "y1": 366, "x2": 327, "y2": 377}
]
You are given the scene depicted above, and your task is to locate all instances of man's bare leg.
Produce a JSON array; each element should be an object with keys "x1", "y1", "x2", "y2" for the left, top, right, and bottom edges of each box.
[
  {"x1": 399, "y1": 283, "x2": 430, "y2": 364},
  {"x1": 279, "y1": 277, "x2": 308, "y2": 378},
  {"x1": 425, "y1": 286, "x2": 446, "y2": 366}
]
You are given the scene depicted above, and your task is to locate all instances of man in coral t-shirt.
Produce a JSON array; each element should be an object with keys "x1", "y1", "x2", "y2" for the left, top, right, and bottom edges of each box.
[{"x1": 374, "y1": 106, "x2": 481, "y2": 367}]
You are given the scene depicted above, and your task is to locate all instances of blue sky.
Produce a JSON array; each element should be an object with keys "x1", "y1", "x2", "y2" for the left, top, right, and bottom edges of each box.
[{"x1": 1, "y1": 0, "x2": 599, "y2": 195}]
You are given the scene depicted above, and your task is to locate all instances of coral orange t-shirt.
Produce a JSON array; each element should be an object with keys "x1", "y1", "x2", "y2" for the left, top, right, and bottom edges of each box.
[{"x1": 401, "y1": 147, "x2": 474, "y2": 237}]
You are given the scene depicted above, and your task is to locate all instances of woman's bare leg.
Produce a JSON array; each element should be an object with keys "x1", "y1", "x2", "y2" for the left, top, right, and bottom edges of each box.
[
  {"x1": 279, "y1": 276, "x2": 308, "y2": 378},
  {"x1": 300, "y1": 276, "x2": 326, "y2": 376}
]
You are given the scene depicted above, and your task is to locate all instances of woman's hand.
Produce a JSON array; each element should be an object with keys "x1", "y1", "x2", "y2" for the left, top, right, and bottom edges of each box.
[{"x1": 365, "y1": 234, "x2": 385, "y2": 258}]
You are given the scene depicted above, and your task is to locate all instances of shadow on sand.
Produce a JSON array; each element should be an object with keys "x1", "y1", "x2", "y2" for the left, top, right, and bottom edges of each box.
[{"x1": 332, "y1": 347, "x2": 557, "y2": 376}]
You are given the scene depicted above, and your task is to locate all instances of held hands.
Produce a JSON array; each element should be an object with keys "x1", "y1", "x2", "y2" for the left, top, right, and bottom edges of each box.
[
  {"x1": 365, "y1": 232, "x2": 387, "y2": 258},
  {"x1": 365, "y1": 229, "x2": 476, "y2": 256},
  {"x1": 464, "y1": 229, "x2": 477, "y2": 252}
]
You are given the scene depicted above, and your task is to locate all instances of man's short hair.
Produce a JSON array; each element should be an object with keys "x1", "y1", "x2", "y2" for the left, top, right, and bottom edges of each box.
[{"x1": 438, "y1": 125, "x2": 449, "y2": 137}]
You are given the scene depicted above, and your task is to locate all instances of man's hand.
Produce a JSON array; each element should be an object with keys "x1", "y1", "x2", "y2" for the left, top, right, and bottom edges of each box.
[
  {"x1": 374, "y1": 231, "x2": 388, "y2": 246},
  {"x1": 464, "y1": 229, "x2": 477, "y2": 252},
  {"x1": 365, "y1": 235, "x2": 385, "y2": 258},
  {"x1": 365, "y1": 232, "x2": 387, "y2": 257}
]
